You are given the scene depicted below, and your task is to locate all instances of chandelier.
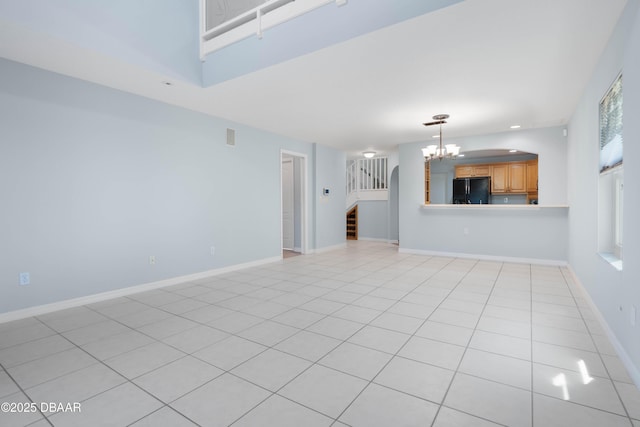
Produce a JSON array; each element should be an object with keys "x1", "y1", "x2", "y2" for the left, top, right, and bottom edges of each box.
[{"x1": 421, "y1": 114, "x2": 461, "y2": 161}]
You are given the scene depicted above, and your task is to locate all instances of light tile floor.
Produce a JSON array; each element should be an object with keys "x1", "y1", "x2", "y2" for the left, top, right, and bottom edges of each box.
[{"x1": 1, "y1": 241, "x2": 639, "y2": 426}]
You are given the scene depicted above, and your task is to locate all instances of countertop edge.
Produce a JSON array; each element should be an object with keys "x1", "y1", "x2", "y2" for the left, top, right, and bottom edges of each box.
[{"x1": 421, "y1": 204, "x2": 570, "y2": 210}]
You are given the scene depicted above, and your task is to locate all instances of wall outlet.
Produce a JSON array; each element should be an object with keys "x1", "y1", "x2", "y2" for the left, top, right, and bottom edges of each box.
[
  {"x1": 19, "y1": 272, "x2": 30, "y2": 286},
  {"x1": 210, "y1": 246, "x2": 216, "y2": 256},
  {"x1": 504, "y1": 197, "x2": 508, "y2": 203},
  {"x1": 149, "y1": 256, "x2": 156, "y2": 265}
]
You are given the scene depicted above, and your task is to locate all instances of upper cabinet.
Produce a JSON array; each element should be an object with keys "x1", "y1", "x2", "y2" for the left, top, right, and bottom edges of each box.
[
  {"x1": 455, "y1": 165, "x2": 491, "y2": 178},
  {"x1": 439, "y1": 150, "x2": 538, "y2": 204},
  {"x1": 424, "y1": 161, "x2": 431, "y2": 204},
  {"x1": 491, "y1": 164, "x2": 508, "y2": 193},
  {"x1": 526, "y1": 160, "x2": 538, "y2": 192},
  {"x1": 455, "y1": 160, "x2": 537, "y2": 195},
  {"x1": 492, "y1": 162, "x2": 526, "y2": 193}
]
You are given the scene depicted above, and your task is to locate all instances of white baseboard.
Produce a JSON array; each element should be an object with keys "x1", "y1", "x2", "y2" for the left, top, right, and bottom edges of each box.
[
  {"x1": 566, "y1": 266, "x2": 640, "y2": 389},
  {"x1": 0, "y1": 256, "x2": 282, "y2": 324},
  {"x1": 398, "y1": 247, "x2": 568, "y2": 266}
]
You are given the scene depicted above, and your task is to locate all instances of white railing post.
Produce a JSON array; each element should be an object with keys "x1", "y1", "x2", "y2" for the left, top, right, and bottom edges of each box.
[
  {"x1": 354, "y1": 157, "x2": 389, "y2": 191},
  {"x1": 347, "y1": 157, "x2": 389, "y2": 207},
  {"x1": 374, "y1": 158, "x2": 378, "y2": 189},
  {"x1": 346, "y1": 160, "x2": 358, "y2": 196}
]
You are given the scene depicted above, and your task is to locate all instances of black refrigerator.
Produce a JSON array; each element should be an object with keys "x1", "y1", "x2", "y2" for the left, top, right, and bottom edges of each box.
[{"x1": 453, "y1": 177, "x2": 491, "y2": 204}]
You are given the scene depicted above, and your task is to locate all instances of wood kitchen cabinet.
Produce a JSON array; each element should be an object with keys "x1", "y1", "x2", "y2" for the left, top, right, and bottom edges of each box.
[
  {"x1": 491, "y1": 162, "x2": 526, "y2": 193},
  {"x1": 455, "y1": 165, "x2": 491, "y2": 178},
  {"x1": 452, "y1": 159, "x2": 537, "y2": 196},
  {"x1": 526, "y1": 160, "x2": 538, "y2": 192},
  {"x1": 526, "y1": 160, "x2": 538, "y2": 203},
  {"x1": 491, "y1": 164, "x2": 508, "y2": 192},
  {"x1": 424, "y1": 161, "x2": 431, "y2": 204},
  {"x1": 509, "y1": 163, "x2": 527, "y2": 192}
]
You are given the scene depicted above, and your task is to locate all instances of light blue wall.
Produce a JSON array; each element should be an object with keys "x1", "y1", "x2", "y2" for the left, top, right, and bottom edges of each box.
[
  {"x1": 401, "y1": 207, "x2": 568, "y2": 261},
  {"x1": 313, "y1": 144, "x2": 347, "y2": 250},
  {"x1": 0, "y1": 58, "x2": 332, "y2": 314},
  {"x1": 202, "y1": 0, "x2": 463, "y2": 85},
  {"x1": 0, "y1": 0, "x2": 202, "y2": 84},
  {"x1": 567, "y1": 0, "x2": 640, "y2": 382},
  {"x1": 0, "y1": 0, "x2": 464, "y2": 87},
  {"x1": 389, "y1": 166, "x2": 399, "y2": 242},
  {"x1": 398, "y1": 127, "x2": 569, "y2": 262},
  {"x1": 357, "y1": 200, "x2": 389, "y2": 240}
]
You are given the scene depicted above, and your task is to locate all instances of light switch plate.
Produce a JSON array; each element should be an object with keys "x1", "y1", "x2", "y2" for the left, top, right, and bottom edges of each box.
[{"x1": 19, "y1": 272, "x2": 30, "y2": 285}]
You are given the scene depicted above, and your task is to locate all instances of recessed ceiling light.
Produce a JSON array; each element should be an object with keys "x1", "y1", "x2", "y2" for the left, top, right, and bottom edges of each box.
[
  {"x1": 432, "y1": 135, "x2": 439, "y2": 138},
  {"x1": 363, "y1": 151, "x2": 376, "y2": 158},
  {"x1": 510, "y1": 125, "x2": 521, "y2": 129},
  {"x1": 458, "y1": 154, "x2": 465, "y2": 157},
  {"x1": 509, "y1": 149, "x2": 518, "y2": 153}
]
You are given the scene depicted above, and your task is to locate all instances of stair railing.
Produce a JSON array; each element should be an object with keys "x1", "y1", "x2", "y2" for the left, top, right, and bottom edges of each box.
[{"x1": 346, "y1": 157, "x2": 388, "y2": 201}]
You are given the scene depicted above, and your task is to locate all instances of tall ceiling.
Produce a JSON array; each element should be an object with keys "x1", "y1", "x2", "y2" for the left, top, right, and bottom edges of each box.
[{"x1": 0, "y1": 0, "x2": 628, "y2": 158}]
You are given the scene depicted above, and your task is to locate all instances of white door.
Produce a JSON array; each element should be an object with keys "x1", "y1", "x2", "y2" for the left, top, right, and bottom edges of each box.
[{"x1": 282, "y1": 158, "x2": 294, "y2": 250}]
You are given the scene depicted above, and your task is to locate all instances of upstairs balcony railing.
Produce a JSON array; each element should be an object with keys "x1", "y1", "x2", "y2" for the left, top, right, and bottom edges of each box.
[
  {"x1": 347, "y1": 157, "x2": 388, "y2": 205},
  {"x1": 201, "y1": 0, "x2": 347, "y2": 59}
]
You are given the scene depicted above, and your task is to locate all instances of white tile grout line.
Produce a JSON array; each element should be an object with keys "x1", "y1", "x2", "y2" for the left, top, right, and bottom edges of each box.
[
  {"x1": 324, "y1": 255, "x2": 462, "y2": 426},
  {"x1": 260, "y1": 252, "x2": 457, "y2": 424},
  {"x1": 530, "y1": 263, "x2": 535, "y2": 427},
  {"x1": 3, "y1": 244, "x2": 402, "y2": 425},
  {"x1": 559, "y1": 267, "x2": 636, "y2": 424},
  {"x1": 0, "y1": 362, "x2": 53, "y2": 426},
  {"x1": 427, "y1": 259, "x2": 506, "y2": 427},
  {"x1": 1, "y1": 243, "x2": 635, "y2": 426},
  {"x1": 25, "y1": 317, "x2": 203, "y2": 426}
]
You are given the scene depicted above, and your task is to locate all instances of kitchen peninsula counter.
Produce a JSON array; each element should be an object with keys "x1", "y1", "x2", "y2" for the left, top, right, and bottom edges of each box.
[
  {"x1": 421, "y1": 204, "x2": 569, "y2": 210},
  {"x1": 407, "y1": 203, "x2": 570, "y2": 264}
]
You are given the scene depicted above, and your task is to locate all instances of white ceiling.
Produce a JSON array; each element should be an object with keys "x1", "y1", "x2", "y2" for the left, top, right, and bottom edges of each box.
[{"x1": 0, "y1": 0, "x2": 627, "y2": 158}]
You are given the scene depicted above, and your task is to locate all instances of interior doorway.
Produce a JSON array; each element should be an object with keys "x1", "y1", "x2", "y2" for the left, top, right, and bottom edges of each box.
[
  {"x1": 282, "y1": 157, "x2": 294, "y2": 250},
  {"x1": 281, "y1": 151, "x2": 307, "y2": 256},
  {"x1": 389, "y1": 166, "x2": 399, "y2": 244}
]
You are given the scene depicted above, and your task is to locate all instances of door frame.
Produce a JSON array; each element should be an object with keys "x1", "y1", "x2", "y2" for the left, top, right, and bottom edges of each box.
[
  {"x1": 388, "y1": 165, "x2": 399, "y2": 244},
  {"x1": 281, "y1": 157, "x2": 295, "y2": 250},
  {"x1": 280, "y1": 150, "x2": 308, "y2": 255}
]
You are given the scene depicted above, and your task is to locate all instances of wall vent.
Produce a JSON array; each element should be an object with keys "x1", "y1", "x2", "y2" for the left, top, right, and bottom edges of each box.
[{"x1": 226, "y1": 128, "x2": 236, "y2": 146}]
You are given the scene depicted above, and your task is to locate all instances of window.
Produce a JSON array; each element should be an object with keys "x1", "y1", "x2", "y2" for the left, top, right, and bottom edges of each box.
[
  {"x1": 614, "y1": 171, "x2": 623, "y2": 255},
  {"x1": 598, "y1": 74, "x2": 623, "y2": 270},
  {"x1": 599, "y1": 74, "x2": 623, "y2": 173}
]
